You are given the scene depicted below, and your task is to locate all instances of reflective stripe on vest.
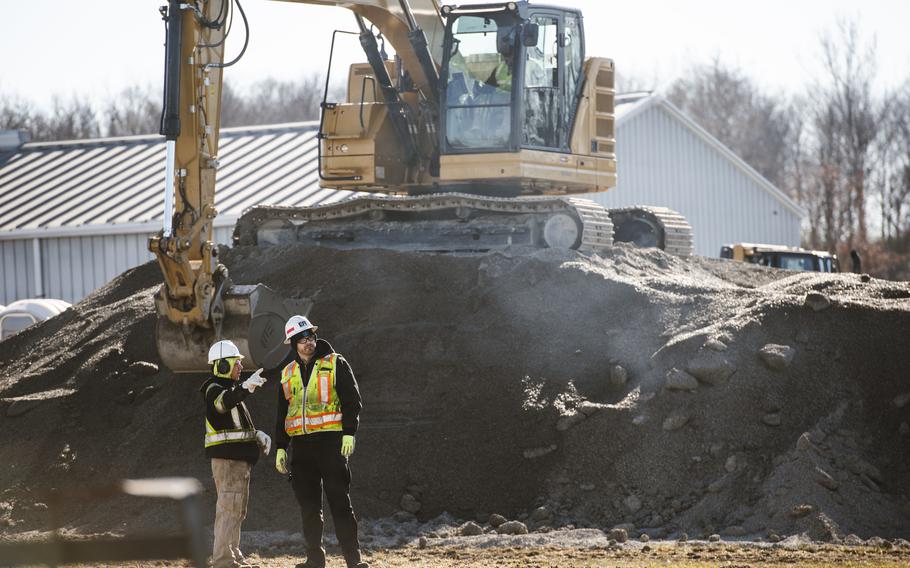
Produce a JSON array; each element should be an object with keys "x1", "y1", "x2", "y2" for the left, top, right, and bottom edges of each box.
[
  {"x1": 281, "y1": 354, "x2": 342, "y2": 436},
  {"x1": 204, "y1": 418, "x2": 256, "y2": 448}
]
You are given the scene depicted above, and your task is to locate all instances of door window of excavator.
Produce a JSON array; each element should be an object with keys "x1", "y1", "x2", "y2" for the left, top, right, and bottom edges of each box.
[
  {"x1": 522, "y1": 15, "x2": 559, "y2": 148},
  {"x1": 563, "y1": 13, "x2": 584, "y2": 141},
  {"x1": 443, "y1": 15, "x2": 517, "y2": 150},
  {"x1": 520, "y1": 11, "x2": 582, "y2": 151}
]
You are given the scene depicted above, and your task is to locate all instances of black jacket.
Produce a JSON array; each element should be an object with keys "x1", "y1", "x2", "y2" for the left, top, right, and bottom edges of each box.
[
  {"x1": 200, "y1": 376, "x2": 260, "y2": 464},
  {"x1": 273, "y1": 339, "x2": 362, "y2": 450}
]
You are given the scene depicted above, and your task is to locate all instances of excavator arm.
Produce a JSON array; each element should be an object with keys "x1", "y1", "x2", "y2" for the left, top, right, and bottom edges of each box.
[
  {"x1": 149, "y1": 0, "x2": 226, "y2": 334},
  {"x1": 149, "y1": 0, "x2": 309, "y2": 372}
]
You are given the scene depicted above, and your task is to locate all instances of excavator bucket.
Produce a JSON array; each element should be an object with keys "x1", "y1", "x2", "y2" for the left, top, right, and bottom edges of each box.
[{"x1": 155, "y1": 284, "x2": 313, "y2": 373}]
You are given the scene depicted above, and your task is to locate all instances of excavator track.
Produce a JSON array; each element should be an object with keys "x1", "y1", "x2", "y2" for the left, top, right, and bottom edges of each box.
[
  {"x1": 234, "y1": 193, "x2": 614, "y2": 254},
  {"x1": 609, "y1": 205, "x2": 694, "y2": 257}
]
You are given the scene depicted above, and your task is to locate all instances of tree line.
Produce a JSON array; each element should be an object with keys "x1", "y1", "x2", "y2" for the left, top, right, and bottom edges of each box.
[
  {"x1": 2, "y1": 21, "x2": 908, "y2": 278},
  {"x1": 0, "y1": 75, "x2": 324, "y2": 141},
  {"x1": 637, "y1": 21, "x2": 909, "y2": 279}
]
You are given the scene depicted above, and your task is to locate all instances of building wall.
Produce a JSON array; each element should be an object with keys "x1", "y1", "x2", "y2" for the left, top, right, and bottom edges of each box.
[
  {"x1": 589, "y1": 104, "x2": 802, "y2": 257},
  {"x1": 0, "y1": 225, "x2": 235, "y2": 305},
  {"x1": 0, "y1": 239, "x2": 35, "y2": 305}
]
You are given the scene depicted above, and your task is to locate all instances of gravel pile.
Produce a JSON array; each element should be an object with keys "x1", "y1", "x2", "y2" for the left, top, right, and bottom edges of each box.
[{"x1": 1, "y1": 243, "x2": 908, "y2": 542}]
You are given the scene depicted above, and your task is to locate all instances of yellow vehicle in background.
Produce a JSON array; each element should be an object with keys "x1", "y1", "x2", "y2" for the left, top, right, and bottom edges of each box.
[{"x1": 720, "y1": 243, "x2": 839, "y2": 273}]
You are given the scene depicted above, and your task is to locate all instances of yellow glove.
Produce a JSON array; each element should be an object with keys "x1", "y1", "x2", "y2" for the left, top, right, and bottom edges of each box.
[
  {"x1": 341, "y1": 435, "x2": 355, "y2": 457},
  {"x1": 276, "y1": 448, "x2": 288, "y2": 474}
]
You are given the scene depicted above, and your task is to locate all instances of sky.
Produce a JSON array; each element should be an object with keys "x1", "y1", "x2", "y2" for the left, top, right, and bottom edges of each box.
[{"x1": 1, "y1": 0, "x2": 909, "y2": 112}]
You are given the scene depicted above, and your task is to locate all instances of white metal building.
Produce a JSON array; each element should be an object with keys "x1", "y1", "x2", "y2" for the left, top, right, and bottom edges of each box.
[
  {"x1": 593, "y1": 93, "x2": 805, "y2": 255},
  {"x1": 0, "y1": 92, "x2": 804, "y2": 306}
]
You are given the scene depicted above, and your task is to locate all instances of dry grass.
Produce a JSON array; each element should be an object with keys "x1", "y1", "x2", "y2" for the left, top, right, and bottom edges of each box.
[{"x1": 44, "y1": 543, "x2": 910, "y2": 568}]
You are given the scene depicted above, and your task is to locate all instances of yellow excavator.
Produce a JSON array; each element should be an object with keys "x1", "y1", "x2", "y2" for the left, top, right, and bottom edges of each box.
[{"x1": 149, "y1": 0, "x2": 694, "y2": 372}]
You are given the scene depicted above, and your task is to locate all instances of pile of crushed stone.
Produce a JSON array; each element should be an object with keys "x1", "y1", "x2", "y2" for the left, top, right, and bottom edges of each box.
[{"x1": 0, "y1": 243, "x2": 908, "y2": 544}]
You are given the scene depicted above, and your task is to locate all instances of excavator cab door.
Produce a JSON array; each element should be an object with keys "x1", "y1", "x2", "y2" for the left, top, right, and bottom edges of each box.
[{"x1": 521, "y1": 9, "x2": 583, "y2": 152}]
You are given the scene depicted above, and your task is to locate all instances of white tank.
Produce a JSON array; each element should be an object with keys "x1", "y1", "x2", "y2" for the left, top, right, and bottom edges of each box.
[{"x1": 0, "y1": 299, "x2": 71, "y2": 340}]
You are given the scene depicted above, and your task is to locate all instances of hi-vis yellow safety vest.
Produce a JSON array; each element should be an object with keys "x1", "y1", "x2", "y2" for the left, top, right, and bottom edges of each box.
[
  {"x1": 281, "y1": 354, "x2": 342, "y2": 436},
  {"x1": 204, "y1": 383, "x2": 257, "y2": 448}
]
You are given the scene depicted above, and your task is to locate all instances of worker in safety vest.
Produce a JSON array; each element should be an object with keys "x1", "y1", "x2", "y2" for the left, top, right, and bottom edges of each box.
[
  {"x1": 201, "y1": 340, "x2": 270, "y2": 568},
  {"x1": 273, "y1": 316, "x2": 367, "y2": 568}
]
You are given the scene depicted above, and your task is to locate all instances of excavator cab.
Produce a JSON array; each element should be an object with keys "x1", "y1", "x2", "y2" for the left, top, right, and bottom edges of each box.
[
  {"x1": 436, "y1": 3, "x2": 615, "y2": 195},
  {"x1": 440, "y1": 4, "x2": 575, "y2": 158}
]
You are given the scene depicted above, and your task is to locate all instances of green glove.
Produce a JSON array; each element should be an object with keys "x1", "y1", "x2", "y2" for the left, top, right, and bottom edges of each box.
[
  {"x1": 276, "y1": 448, "x2": 288, "y2": 474},
  {"x1": 341, "y1": 435, "x2": 355, "y2": 457}
]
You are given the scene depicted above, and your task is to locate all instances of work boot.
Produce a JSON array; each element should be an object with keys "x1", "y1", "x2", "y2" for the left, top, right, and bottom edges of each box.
[
  {"x1": 344, "y1": 549, "x2": 369, "y2": 568},
  {"x1": 235, "y1": 552, "x2": 261, "y2": 568},
  {"x1": 294, "y1": 545, "x2": 326, "y2": 568}
]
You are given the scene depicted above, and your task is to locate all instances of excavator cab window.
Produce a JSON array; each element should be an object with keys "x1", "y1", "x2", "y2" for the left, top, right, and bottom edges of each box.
[
  {"x1": 522, "y1": 14, "x2": 558, "y2": 148},
  {"x1": 440, "y1": 6, "x2": 584, "y2": 155},
  {"x1": 442, "y1": 13, "x2": 519, "y2": 150}
]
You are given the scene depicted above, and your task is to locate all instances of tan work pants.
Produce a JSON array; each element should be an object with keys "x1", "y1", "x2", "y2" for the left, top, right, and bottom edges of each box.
[{"x1": 211, "y1": 458, "x2": 252, "y2": 568}]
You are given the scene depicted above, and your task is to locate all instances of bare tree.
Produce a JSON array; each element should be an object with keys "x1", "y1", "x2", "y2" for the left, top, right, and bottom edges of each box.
[
  {"x1": 615, "y1": 70, "x2": 661, "y2": 94},
  {"x1": 40, "y1": 95, "x2": 101, "y2": 141},
  {"x1": 809, "y1": 19, "x2": 883, "y2": 247},
  {"x1": 223, "y1": 74, "x2": 323, "y2": 126},
  {"x1": 104, "y1": 85, "x2": 162, "y2": 136},
  {"x1": 666, "y1": 58, "x2": 796, "y2": 190},
  {"x1": 875, "y1": 83, "x2": 910, "y2": 249},
  {"x1": 0, "y1": 91, "x2": 36, "y2": 133}
]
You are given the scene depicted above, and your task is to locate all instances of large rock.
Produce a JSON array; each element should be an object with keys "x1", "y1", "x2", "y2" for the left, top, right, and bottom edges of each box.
[
  {"x1": 814, "y1": 467, "x2": 840, "y2": 491},
  {"x1": 608, "y1": 527, "x2": 628, "y2": 542},
  {"x1": 460, "y1": 521, "x2": 483, "y2": 536},
  {"x1": 400, "y1": 493, "x2": 421, "y2": 513},
  {"x1": 805, "y1": 292, "x2": 832, "y2": 311},
  {"x1": 497, "y1": 520, "x2": 528, "y2": 535},
  {"x1": 665, "y1": 368, "x2": 699, "y2": 391},
  {"x1": 623, "y1": 495, "x2": 642, "y2": 514},
  {"x1": 704, "y1": 338, "x2": 727, "y2": 352},
  {"x1": 685, "y1": 352, "x2": 736, "y2": 385},
  {"x1": 610, "y1": 365, "x2": 628, "y2": 387},
  {"x1": 530, "y1": 506, "x2": 551, "y2": 521},
  {"x1": 759, "y1": 344, "x2": 795, "y2": 371},
  {"x1": 488, "y1": 513, "x2": 507, "y2": 527},
  {"x1": 662, "y1": 412, "x2": 690, "y2": 431}
]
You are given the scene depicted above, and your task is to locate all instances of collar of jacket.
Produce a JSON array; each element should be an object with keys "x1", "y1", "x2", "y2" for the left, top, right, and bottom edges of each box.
[
  {"x1": 199, "y1": 375, "x2": 236, "y2": 393},
  {"x1": 294, "y1": 338, "x2": 335, "y2": 367}
]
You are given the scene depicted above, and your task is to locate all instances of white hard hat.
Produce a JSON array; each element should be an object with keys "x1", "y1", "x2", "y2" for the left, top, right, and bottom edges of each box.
[
  {"x1": 208, "y1": 340, "x2": 244, "y2": 363},
  {"x1": 284, "y1": 315, "x2": 318, "y2": 344}
]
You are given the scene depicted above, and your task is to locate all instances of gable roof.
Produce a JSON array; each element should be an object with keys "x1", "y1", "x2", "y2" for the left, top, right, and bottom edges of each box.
[
  {"x1": 614, "y1": 92, "x2": 807, "y2": 219},
  {"x1": 0, "y1": 122, "x2": 350, "y2": 238}
]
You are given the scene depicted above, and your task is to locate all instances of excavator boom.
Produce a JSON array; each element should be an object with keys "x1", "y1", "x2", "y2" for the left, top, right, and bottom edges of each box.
[{"x1": 149, "y1": 0, "x2": 308, "y2": 372}]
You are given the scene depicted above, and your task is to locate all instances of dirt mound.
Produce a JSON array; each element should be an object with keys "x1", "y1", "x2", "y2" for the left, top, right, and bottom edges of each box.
[{"x1": 1, "y1": 244, "x2": 908, "y2": 541}]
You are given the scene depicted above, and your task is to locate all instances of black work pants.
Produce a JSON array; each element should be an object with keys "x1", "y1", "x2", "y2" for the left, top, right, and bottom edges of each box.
[{"x1": 290, "y1": 433, "x2": 360, "y2": 565}]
